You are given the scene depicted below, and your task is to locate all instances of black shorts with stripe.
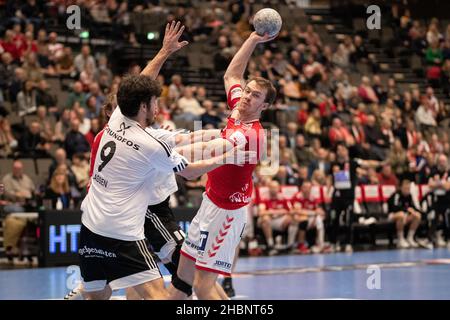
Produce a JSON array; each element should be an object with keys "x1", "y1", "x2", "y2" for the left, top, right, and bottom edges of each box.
[
  {"x1": 79, "y1": 224, "x2": 161, "y2": 291},
  {"x1": 145, "y1": 197, "x2": 185, "y2": 261}
]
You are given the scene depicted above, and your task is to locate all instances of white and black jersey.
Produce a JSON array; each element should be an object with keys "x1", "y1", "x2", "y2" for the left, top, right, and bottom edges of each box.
[
  {"x1": 81, "y1": 107, "x2": 188, "y2": 241},
  {"x1": 144, "y1": 127, "x2": 180, "y2": 205}
]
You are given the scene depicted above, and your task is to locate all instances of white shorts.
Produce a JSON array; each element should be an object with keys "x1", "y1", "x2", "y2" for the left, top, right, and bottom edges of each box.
[
  {"x1": 271, "y1": 216, "x2": 287, "y2": 231},
  {"x1": 181, "y1": 193, "x2": 247, "y2": 276},
  {"x1": 388, "y1": 212, "x2": 408, "y2": 223}
]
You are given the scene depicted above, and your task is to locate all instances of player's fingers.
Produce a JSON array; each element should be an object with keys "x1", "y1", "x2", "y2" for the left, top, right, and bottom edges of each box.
[
  {"x1": 176, "y1": 25, "x2": 185, "y2": 38},
  {"x1": 165, "y1": 23, "x2": 170, "y2": 35},
  {"x1": 170, "y1": 20, "x2": 176, "y2": 33},
  {"x1": 175, "y1": 21, "x2": 181, "y2": 33},
  {"x1": 179, "y1": 40, "x2": 189, "y2": 48}
]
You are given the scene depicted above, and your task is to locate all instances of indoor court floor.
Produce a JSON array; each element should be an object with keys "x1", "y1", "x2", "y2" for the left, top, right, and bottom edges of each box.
[{"x1": 0, "y1": 248, "x2": 449, "y2": 300}]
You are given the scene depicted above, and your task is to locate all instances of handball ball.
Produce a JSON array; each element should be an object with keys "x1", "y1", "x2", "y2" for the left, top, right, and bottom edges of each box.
[{"x1": 253, "y1": 8, "x2": 282, "y2": 37}]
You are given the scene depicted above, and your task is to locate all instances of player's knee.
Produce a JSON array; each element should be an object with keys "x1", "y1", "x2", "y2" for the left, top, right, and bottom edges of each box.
[
  {"x1": 177, "y1": 263, "x2": 195, "y2": 286},
  {"x1": 261, "y1": 216, "x2": 271, "y2": 225},
  {"x1": 397, "y1": 212, "x2": 405, "y2": 220},
  {"x1": 193, "y1": 277, "x2": 209, "y2": 297}
]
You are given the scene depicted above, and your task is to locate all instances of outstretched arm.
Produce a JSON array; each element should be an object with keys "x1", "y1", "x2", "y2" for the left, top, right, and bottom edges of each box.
[
  {"x1": 223, "y1": 31, "x2": 277, "y2": 94},
  {"x1": 140, "y1": 21, "x2": 189, "y2": 80},
  {"x1": 174, "y1": 129, "x2": 222, "y2": 147}
]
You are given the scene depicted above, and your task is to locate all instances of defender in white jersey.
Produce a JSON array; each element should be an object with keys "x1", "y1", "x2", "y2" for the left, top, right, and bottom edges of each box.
[{"x1": 79, "y1": 74, "x2": 253, "y2": 300}]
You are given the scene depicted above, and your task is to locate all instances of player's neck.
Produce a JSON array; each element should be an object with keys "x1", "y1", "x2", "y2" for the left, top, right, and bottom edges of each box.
[
  {"x1": 233, "y1": 109, "x2": 259, "y2": 123},
  {"x1": 129, "y1": 114, "x2": 147, "y2": 128}
]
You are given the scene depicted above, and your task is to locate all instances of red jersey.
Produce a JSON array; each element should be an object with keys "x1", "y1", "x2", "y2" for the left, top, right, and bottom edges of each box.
[
  {"x1": 291, "y1": 192, "x2": 320, "y2": 211},
  {"x1": 261, "y1": 195, "x2": 291, "y2": 212},
  {"x1": 206, "y1": 84, "x2": 265, "y2": 210},
  {"x1": 88, "y1": 127, "x2": 106, "y2": 184}
]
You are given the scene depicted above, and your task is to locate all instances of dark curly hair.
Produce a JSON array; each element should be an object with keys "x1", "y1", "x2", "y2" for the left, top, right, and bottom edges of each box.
[{"x1": 117, "y1": 75, "x2": 162, "y2": 117}]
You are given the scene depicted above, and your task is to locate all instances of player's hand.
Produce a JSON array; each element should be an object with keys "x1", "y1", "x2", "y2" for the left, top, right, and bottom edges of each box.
[
  {"x1": 162, "y1": 21, "x2": 189, "y2": 55},
  {"x1": 0, "y1": 183, "x2": 4, "y2": 195},
  {"x1": 249, "y1": 31, "x2": 278, "y2": 43},
  {"x1": 225, "y1": 146, "x2": 257, "y2": 166}
]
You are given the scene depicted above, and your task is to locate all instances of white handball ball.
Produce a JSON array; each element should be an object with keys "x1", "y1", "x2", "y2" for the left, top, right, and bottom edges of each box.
[{"x1": 253, "y1": 8, "x2": 282, "y2": 37}]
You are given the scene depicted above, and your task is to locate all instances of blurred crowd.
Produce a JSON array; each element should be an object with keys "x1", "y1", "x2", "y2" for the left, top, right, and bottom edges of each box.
[{"x1": 1, "y1": 1, "x2": 450, "y2": 259}]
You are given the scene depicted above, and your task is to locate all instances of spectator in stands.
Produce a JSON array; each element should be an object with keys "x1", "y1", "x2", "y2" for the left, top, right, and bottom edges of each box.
[
  {"x1": 75, "y1": 107, "x2": 91, "y2": 135},
  {"x1": 284, "y1": 122, "x2": 298, "y2": 149},
  {"x1": 17, "y1": 80, "x2": 37, "y2": 116},
  {"x1": 0, "y1": 117, "x2": 17, "y2": 158},
  {"x1": 214, "y1": 35, "x2": 234, "y2": 72},
  {"x1": 94, "y1": 55, "x2": 113, "y2": 90},
  {"x1": 74, "y1": 45, "x2": 96, "y2": 74},
  {"x1": 64, "y1": 118, "x2": 90, "y2": 160},
  {"x1": 47, "y1": 32, "x2": 64, "y2": 62},
  {"x1": 0, "y1": 52, "x2": 16, "y2": 101},
  {"x1": 415, "y1": 95, "x2": 437, "y2": 132},
  {"x1": 377, "y1": 164, "x2": 398, "y2": 186},
  {"x1": 1, "y1": 160, "x2": 36, "y2": 259},
  {"x1": 0, "y1": 30, "x2": 19, "y2": 61},
  {"x1": 85, "y1": 118, "x2": 100, "y2": 147},
  {"x1": 350, "y1": 35, "x2": 368, "y2": 65},
  {"x1": 294, "y1": 134, "x2": 314, "y2": 168},
  {"x1": 309, "y1": 148, "x2": 330, "y2": 178},
  {"x1": 425, "y1": 40, "x2": 443, "y2": 66},
  {"x1": 66, "y1": 81, "x2": 86, "y2": 109},
  {"x1": 70, "y1": 153, "x2": 90, "y2": 192},
  {"x1": 291, "y1": 181, "x2": 328, "y2": 254},
  {"x1": 36, "y1": 79, "x2": 57, "y2": 113},
  {"x1": 304, "y1": 107, "x2": 322, "y2": 138},
  {"x1": 311, "y1": 169, "x2": 328, "y2": 186},
  {"x1": 427, "y1": 154, "x2": 450, "y2": 248},
  {"x1": 279, "y1": 71, "x2": 302, "y2": 100},
  {"x1": 388, "y1": 138, "x2": 413, "y2": 180},
  {"x1": 175, "y1": 86, "x2": 204, "y2": 121},
  {"x1": 44, "y1": 168, "x2": 72, "y2": 209},
  {"x1": 328, "y1": 117, "x2": 351, "y2": 147},
  {"x1": 56, "y1": 46, "x2": 76, "y2": 77},
  {"x1": 36, "y1": 105, "x2": 54, "y2": 142},
  {"x1": 168, "y1": 74, "x2": 184, "y2": 102},
  {"x1": 425, "y1": 86, "x2": 440, "y2": 114},
  {"x1": 22, "y1": 52, "x2": 43, "y2": 83},
  {"x1": 331, "y1": 43, "x2": 350, "y2": 70},
  {"x1": 426, "y1": 21, "x2": 443, "y2": 46},
  {"x1": 397, "y1": 118, "x2": 418, "y2": 150},
  {"x1": 257, "y1": 180, "x2": 297, "y2": 255},
  {"x1": 17, "y1": 121, "x2": 50, "y2": 158},
  {"x1": 274, "y1": 165, "x2": 298, "y2": 186},
  {"x1": 79, "y1": 62, "x2": 96, "y2": 90},
  {"x1": 53, "y1": 108, "x2": 72, "y2": 144},
  {"x1": 200, "y1": 100, "x2": 222, "y2": 128},
  {"x1": 387, "y1": 178, "x2": 422, "y2": 248},
  {"x1": 364, "y1": 114, "x2": 388, "y2": 160},
  {"x1": 47, "y1": 148, "x2": 72, "y2": 183},
  {"x1": 358, "y1": 76, "x2": 379, "y2": 104},
  {"x1": 85, "y1": 95, "x2": 101, "y2": 120},
  {"x1": 279, "y1": 135, "x2": 297, "y2": 166},
  {"x1": 8, "y1": 67, "x2": 26, "y2": 103}
]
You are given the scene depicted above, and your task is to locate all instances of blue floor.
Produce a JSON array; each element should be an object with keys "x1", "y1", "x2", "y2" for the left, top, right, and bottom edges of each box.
[{"x1": 1, "y1": 248, "x2": 450, "y2": 299}]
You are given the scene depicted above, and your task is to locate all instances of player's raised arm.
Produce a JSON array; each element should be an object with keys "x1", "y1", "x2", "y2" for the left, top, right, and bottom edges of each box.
[
  {"x1": 223, "y1": 31, "x2": 277, "y2": 94},
  {"x1": 140, "y1": 21, "x2": 189, "y2": 80}
]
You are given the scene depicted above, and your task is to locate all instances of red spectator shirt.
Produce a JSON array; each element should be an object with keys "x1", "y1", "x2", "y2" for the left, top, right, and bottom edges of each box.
[
  {"x1": 205, "y1": 84, "x2": 265, "y2": 210},
  {"x1": 291, "y1": 192, "x2": 320, "y2": 211},
  {"x1": 261, "y1": 194, "x2": 292, "y2": 212},
  {"x1": 87, "y1": 126, "x2": 106, "y2": 190}
]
